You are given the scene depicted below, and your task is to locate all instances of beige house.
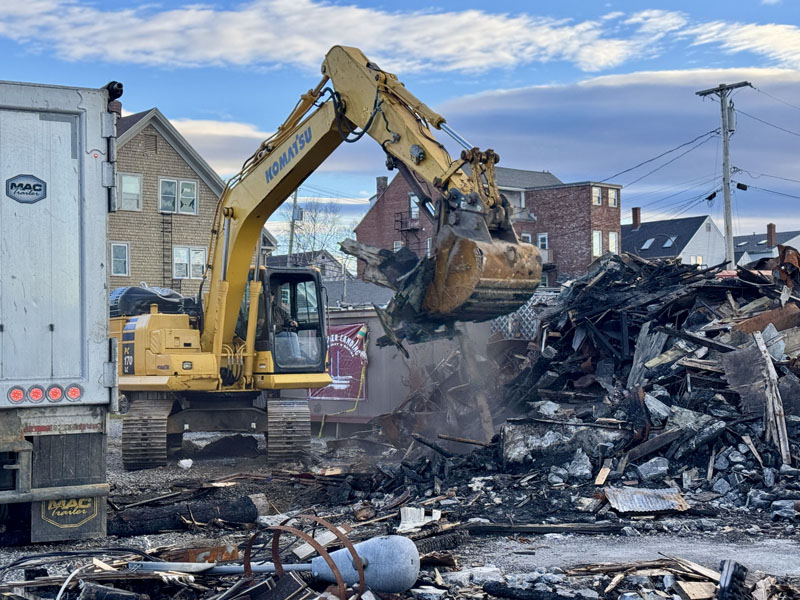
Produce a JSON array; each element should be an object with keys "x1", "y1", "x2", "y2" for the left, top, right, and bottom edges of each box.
[{"x1": 110, "y1": 108, "x2": 225, "y2": 296}]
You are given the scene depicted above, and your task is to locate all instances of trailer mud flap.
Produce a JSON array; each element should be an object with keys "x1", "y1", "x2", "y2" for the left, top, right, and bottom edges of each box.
[{"x1": 31, "y1": 496, "x2": 106, "y2": 542}]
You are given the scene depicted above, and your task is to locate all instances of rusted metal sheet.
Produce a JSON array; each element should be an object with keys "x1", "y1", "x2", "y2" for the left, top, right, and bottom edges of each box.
[
  {"x1": 603, "y1": 486, "x2": 689, "y2": 513},
  {"x1": 157, "y1": 544, "x2": 239, "y2": 563}
]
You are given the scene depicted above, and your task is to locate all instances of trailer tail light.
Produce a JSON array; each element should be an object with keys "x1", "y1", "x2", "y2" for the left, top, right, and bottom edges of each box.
[
  {"x1": 66, "y1": 385, "x2": 83, "y2": 401},
  {"x1": 47, "y1": 385, "x2": 64, "y2": 402},
  {"x1": 8, "y1": 387, "x2": 25, "y2": 403},
  {"x1": 27, "y1": 386, "x2": 45, "y2": 403}
]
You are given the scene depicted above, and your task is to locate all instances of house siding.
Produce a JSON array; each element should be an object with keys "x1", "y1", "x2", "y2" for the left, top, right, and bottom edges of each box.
[
  {"x1": 679, "y1": 217, "x2": 726, "y2": 267},
  {"x1": 109, "y1": 124, "x2": 218, "y2": 296}
]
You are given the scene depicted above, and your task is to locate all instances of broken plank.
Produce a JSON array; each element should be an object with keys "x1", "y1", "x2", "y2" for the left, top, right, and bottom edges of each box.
[
  {"x1": 292, "y1": 524, "x2": 352, "y2": 560},
  {"x1": 734, "y1": 303, "x2": 800, "y2": 334},
  {"x1": 740, "y1": 434, "x2": 765, "y2": 468},
  {"x1": 655, "y1": 326, "x2": 737, "y2": 353},
  {"x1": 465, "y1": 522, "x2": 623, "y2": 535},
  {"x1": 673, "y1": 581, "x2": 717, "y2": 600},
  {"x1": 626, "y1": 428, "x2": 683, "y2": 462},
  {"x1": 594, "y1": 459, "x2": 612, "y2": 486},
  {"x1": 628, "y1": 321, "x2": 669, "y2": 388},
  {"x1": 754, "y1": 331, "x2": 792, "y2": 465},
  {"x1": 676, "y1": 358, "x2": 724, "y2": 373}
]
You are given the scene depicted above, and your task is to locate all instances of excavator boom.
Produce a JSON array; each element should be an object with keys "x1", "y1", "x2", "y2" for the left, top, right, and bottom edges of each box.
[{"x1": 201, "y1": 46, "x2": 541, "y2": 352}]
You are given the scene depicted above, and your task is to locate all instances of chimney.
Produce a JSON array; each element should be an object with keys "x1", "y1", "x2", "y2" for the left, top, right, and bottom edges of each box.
[
  {"x1": 376, "y1": 176, "x2": 388, "y2": 198},
  {"x1": 767, "y1": 222, "x2": 777, "y2": 247},
  {"x1": 108, "y1": 100, "x2": 122, "y2": 116},
  {"x1": 632, "y1": 207, "x2": 641, "y2": 231}
]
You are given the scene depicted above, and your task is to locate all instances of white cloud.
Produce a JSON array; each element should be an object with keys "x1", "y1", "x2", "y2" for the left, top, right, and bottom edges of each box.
[
  {"x1": 687, "y1": 21, "x2": 800, "y2": 68},
  {"x1": 0, "y1": 1, "x2": 684, "y2": 73},
  {"x1": 168, "y1": 117, "x2": 272, "y2": 176}
]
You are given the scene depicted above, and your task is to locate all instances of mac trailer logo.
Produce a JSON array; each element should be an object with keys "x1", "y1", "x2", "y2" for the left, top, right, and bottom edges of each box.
[{"x1": 6, "y1": 174, "x2": 47, "y2": 204}]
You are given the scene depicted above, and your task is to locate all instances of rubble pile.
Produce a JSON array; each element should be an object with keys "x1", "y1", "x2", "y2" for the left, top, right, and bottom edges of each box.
[
  {"x1": 350, "y1": 251, "x2": 800, "y2": 528},
  {"x1": 496, "y1": 251, "x2": 800, "y2": 518}
]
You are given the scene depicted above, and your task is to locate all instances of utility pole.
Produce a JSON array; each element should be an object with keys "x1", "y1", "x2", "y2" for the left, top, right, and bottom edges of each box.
[
  {"x1": 287, "y1": 189, "x2": 298, "y2": 267},
  {"x1": 696, "y1": 81, "x2": 751, "y2": 269}
]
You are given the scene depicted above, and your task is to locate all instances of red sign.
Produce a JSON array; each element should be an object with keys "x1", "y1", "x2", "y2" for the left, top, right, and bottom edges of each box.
[{"x1": 310, "y1": 323, "x2": 368, "y2": 401}]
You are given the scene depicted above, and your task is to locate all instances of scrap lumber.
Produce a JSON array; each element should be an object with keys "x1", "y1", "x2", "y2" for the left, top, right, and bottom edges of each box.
[
  {"x1": 465, "y1": 522, "x2": 623, "y2": 535},
  {"x1": 734, "y1": 303, "x2": 800, "y2": 333},
  {"x1": 627, "y1": 321, "x2": 669, "y2": 388},
  {"x1": 108, "y1": 494, "x2": 270, "y2": 537},
  {"x1": 673, "y1": 581, "x2": 717, "y2": 600},
  {"x1": 754, "y1": 331, "x2": 792, "y2": 464},
  {"x1": 655, "y1": 326, "x2": 737, "y2": 353},
  {"x1": 626, "y1": 428, "x2": 683, "y2": 462}
]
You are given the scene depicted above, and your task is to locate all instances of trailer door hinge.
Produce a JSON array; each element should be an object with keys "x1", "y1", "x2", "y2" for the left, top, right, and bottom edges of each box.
[
  {"x1": 101, "y1": 112, "x2": 115, "y2": 138},
  {"x1": 102, "y1": 162, "x2": 114, "y2": 188}
]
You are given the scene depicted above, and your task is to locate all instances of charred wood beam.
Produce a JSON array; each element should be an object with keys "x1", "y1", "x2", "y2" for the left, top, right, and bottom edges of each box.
[{"x1": 655, "y1": 326, "x2": 737, "y2": 353}]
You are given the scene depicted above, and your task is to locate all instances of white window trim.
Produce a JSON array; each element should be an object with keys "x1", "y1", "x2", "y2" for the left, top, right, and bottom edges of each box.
[
  {"x1": 426, "y1": 237, "x2": 432, "y2": 258},
  {"x1": 409, "y1": 193, "x2": 419, "y2": 219},
  {"x1": 160, "y1": 177, "x2": 198, "y2": 215},
  {"x1": 393, "y1": 240, "x2": 403, "y2": 253},
  {"x1": 110, "y1": 242, "x2": 129, "y2": 277},
  {"x1": 608, "y1": 189, "x2": 618, "y2": 207},
  {"x1": 609, "y1": 231, "x2": 619, "y2": 254},
  {"x1": 592, "y1": 230, "x2": 602, "y2": 257},
  {"x1": 521, "y1": 233, "x2": 533, "y2": 243},
  {"x1": 592, "y1": 187, "x2": 602, "y2": 206},
  {"x1": 537, "y1": 233, "x2": 548, "y2": 250},
  {"x1": 173, "y1": 245, "x2": 206, "y2": 280},
  {"x1": 117, "y1": 173, "x2": 142, "y2": 212}
]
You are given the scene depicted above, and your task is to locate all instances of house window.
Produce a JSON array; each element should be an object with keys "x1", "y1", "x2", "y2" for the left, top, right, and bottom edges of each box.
[
  {"x1": 521, "y1": 233, "x2": 533, "y2": 243},
  {"x1": 160, "y1": 179, "x2": 197, "y2": 214},
  {"x1": 118, "y1": 174, "x2": 141, "y2": 211},
  {"x1": 426, "y1": 237, "x2": 432, "y2": 258},
  {"x1": 409, "y1": 193, "x2": 419, "y2": 219},
  {"x1": 173, "y1": 246, "x2": 206, "y2": 279},
  {"x1": 592, "y1": 230, "x2": 602, "y2": 256},
  {"x1": 393, "y1": 240, "x2": 403, "y2": 253},
  {"x1": 705, "y1": 222, "x2": 711, "y2": 232},
  {"x1": 696, "y1": 255, "x2": 703, "y2": 265},
  {"x1": 662, "y1": 236, "x2": 677, "y2": 248},
  {"x1": 608, "y1": 189, "x2": 618, "y2": 207},
  {"x1": 641, "y1": 238, "x2": 655, "y2": 250},
  {"x1": 537, "y1": 233, "x2": 548, "y2": 250},
  {"x1": 609, "y1": 231, "x2": 619, "y2": 254},
  {"x1": 110, "y1": 243, "x2": 129, "y2": 276},
  {"x1": 592, "y1": 187, "x2": 602, "y2": 206}
]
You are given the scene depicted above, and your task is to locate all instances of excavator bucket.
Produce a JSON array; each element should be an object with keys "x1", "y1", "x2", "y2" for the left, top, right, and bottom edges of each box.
[
  {"x1": 341, "y1": 227, "x2": 542, "y2": 345},
  {"x1": 423, "y1": 228, "x2": 542, "y2": 321}
]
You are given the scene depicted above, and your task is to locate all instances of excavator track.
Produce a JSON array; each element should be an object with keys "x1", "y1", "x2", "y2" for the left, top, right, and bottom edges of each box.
[
  {"x1": 267, "y1": 399, "x2": 311, "y2": 465},
  {"x1": 122, "y1": 392, "x2": 175, "y2": 471}
]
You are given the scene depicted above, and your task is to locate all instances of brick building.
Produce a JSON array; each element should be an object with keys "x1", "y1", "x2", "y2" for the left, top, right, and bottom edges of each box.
[
  {"x1": 521, "y1": 182, "x2": 622, "y2": 283},
  {"x1": 110, "y1": 108, "x2": 225, "y2": 296},
  {"x1": 354, "y1": 171, "x2": 621, "y2": 285}
]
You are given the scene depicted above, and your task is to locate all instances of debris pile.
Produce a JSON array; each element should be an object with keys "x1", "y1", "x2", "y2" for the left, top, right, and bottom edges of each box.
[{"x1": 348, "y1": 251, "x2": 800, "y2": 528}]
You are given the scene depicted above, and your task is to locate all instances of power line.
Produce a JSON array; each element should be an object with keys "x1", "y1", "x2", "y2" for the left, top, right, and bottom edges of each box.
[
  {"x1": 753, "y1": 85, "x2": 800, "y2": 112},
  {"x1": 599, "y1": 129, "x2": 719, "y2": 183},
  {"x1": 737, "y1": 109, "x2": 800, "y2": 138},
  {"x1": 623, "y1": 134, "x2": 718, "y2": 188},
  {"x1": 638, "y1": 176, "x2": 720, "y2": 210},
  {"x1": 733, "y1": 167, "x2": 800, "y2": 186},
  {"x1": 739, "y1": 183, "x2": 800, "y2": 200}
]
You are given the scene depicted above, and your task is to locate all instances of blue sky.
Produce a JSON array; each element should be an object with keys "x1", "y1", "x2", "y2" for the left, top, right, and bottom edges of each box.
[{"x1": 3, "y1": 0, "x2": 799, "y2": 240}]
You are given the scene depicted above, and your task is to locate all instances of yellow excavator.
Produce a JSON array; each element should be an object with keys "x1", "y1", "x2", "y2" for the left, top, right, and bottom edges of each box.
[{"x1": 110, "y1": 46, "x2": 542, "y2": 469}]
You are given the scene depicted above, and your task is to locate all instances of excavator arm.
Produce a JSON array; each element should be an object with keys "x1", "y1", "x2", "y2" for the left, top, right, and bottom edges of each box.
[{"x1": 200, "y1": 46, "x2": 541, "y2": 352}]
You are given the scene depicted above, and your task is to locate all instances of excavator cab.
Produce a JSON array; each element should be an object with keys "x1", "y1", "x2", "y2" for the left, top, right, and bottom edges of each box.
[{"x1": 237, "y1": 267, "x2": 327, "y2": 375}]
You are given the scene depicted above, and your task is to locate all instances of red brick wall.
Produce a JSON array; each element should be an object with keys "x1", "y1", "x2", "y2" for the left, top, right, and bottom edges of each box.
[
  {"x1": 354, "y1": 174, "x2": 435, "y2": 276},
  {"x1": 523, "y1": 184, "x2": 620, "y2": 282},
  {"x1": 356, "y1": 175, "x2": 621, "y2": 284}
]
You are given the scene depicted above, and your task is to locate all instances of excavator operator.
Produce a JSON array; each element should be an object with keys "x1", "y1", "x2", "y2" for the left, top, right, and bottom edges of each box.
[{"x1": 269, "y1": 287, "x2": 301, "y2": 360}]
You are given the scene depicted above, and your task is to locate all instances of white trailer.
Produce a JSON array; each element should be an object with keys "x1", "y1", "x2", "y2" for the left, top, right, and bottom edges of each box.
[{"x1": 0, "y1": 80, "x2": 120, "y2": 543}]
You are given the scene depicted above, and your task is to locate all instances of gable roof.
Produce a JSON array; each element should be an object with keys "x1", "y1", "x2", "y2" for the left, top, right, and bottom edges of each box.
[
  {"x1": 324, "y1": 279, "x2": 395, "y2": 308},
  {"x1": 621, "y1": 215, "x2": 709, "y2": 259},
  {"x1": 355, "y1": 166, "x2": 562, "y2": 230},
  {"x1": 733, "y1": 230, "x2": 800, "y2": 262},
  {"x1": 117, "y1": 108, "x2": 225, "y2": 197},
  {"x1": 266, "y1": 249, "x2": 341, "y2": 268},
  {"x1": 494, "y1": 166, "x2": 562, "y2": 189}
]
